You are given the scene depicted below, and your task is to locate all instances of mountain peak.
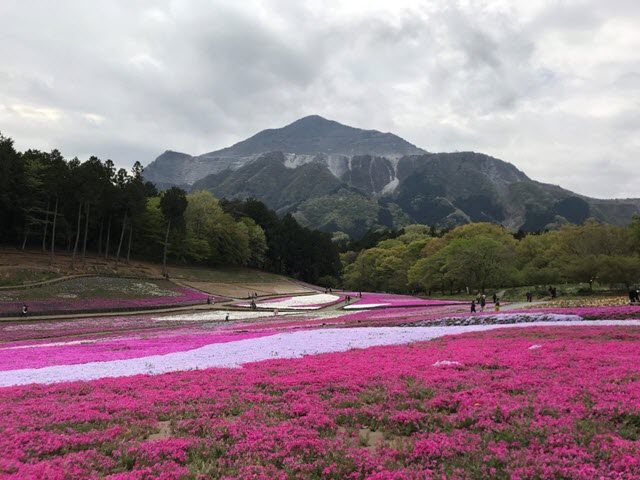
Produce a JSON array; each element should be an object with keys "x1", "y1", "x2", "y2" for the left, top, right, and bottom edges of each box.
[
  {"x1": 145, "y1": 115, "x2": 427, "y2": 184},
  {"x1": 283, "y1": 114, "x2": 352, "y2": 132},
  {"x1": 289, "y1": 114, "x2": 333, "y2": 125},
  {"x1": 207, "y1": 115, "x2": 426, "y2": 159}
]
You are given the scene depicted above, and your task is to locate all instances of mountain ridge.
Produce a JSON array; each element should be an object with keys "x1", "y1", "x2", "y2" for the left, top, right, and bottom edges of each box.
[{"x1": 144, "y1": 116, "x2": 640, "y2": 237}]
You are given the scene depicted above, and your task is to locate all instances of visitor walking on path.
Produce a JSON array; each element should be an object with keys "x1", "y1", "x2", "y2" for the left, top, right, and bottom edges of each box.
[
  {"x1": 492, "y1": 293, "x2": 498, "y2": 304},
  {"x1": 480, "y1": 295, "x2": 486, "y2": 312},
  {"x1": 494, "y1": 300, "x2": 501, "y2": 312},
  {"x1": 21, "y1": 304, "x2": 28, "y2": 317},
  {"x1": 471, "y1": 300, "x2": 476, "y2": 313}
]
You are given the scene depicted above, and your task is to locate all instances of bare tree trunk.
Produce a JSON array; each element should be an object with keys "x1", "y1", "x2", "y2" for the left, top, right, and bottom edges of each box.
[
  {"x1": 42, "y1": 197, "x2": 50, "y2": 251},
  {"x1": 98, "y1": 220, "x2": 103, "y2": 256},
  {"x1": 72, "y1": 202, "x2": 83, "y2": 265},
  {"x1": 126, "y1": 226, "x2": 133, "y2": 264},
  {"x1": 50, "y1": 197, "x2": 58, "y2": 262},
  {"x1": 162, "y1": 219, "x2": 171, "y2": 275},
  {"x1": 104, "y1": 216, "x2": 111, "y2": 260},
  {"x1": 21, "y1": 231, "x2": 28, "y2": 250},
  {"x1": 116, "y1": 211, "x2": 128, "y2": 264},
  {"x1": 81, "y1": 201, "x2": 91, "y2": 264}
]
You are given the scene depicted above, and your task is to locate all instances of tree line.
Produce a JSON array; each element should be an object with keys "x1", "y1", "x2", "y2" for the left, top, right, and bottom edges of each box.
[
  {"x1": 5, "y1": 130, "x2": 637, "y2": 293},
  {"x1": 0, "y1": 133, "x2": 341, "y2": 284},
  {"x1": 342, "y1": 220, "x2": 640, "y2": 294}
]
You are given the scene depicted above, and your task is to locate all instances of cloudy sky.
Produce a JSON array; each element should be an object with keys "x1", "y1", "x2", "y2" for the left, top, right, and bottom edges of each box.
[{"x1": 1, "y1": 0, "x2": 639, "y2": 198}]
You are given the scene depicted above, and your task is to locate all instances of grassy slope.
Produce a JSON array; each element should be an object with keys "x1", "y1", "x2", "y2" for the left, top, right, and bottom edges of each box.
[
  {"x1": 167, "y1": 266, "x2": 287, "y2": 284},
  {"x1": 0, "y1": 247, "x2": 286, "y2": 286}
]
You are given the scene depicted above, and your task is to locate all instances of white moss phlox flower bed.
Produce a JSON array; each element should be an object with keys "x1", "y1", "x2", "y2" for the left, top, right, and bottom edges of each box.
[
  {"x1": 154, "y1": 311, "x2": 298, "y2": 322},
  {"x1": 238, "y1": 294, "x2": 341, "y2": 310}
]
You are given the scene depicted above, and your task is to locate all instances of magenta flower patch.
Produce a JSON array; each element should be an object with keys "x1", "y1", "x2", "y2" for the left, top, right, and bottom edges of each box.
[{"x1": 1, "y1": 325, "x2": 640, "y2": 478}]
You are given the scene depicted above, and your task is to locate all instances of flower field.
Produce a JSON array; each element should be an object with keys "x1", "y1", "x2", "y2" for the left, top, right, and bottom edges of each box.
[
  {"x1": 0, "y1": 277, "x2": 213, "y2": 316},
  {"x1": 235, "y1": 293, "x2": 344, "y2": 310},
  {"x1": 343, "y1": 293, "x2": 463, "y2": 310},
  {"x1": 2, "y1": 324, "x2": 640, "y2": 478},
  {"x1": 2, "y1": 294, "x2": 640, "y2": 478}
]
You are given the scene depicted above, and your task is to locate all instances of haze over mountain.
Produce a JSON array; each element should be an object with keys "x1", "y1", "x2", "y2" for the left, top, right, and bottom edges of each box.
[{"x1": 144, "y1": 116, "x2": 640, "y2": 238}]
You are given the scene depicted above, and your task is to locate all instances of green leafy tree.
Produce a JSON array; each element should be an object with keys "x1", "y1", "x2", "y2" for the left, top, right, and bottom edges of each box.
[
  {"x1": 408, "y1": 252, "x2": 454, "y2": 294},
  {"x1": 597, "y1": 255, "x2": 640, "y2": 289},
  {"x1": 549, "y1": 220, "x2": 634, "y2": 288},
  {"x1": 160, "y1": 187, "x2": 188, "y2": 273}
]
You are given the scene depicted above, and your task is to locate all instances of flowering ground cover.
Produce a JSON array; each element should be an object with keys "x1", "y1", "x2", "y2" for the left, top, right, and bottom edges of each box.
[
  {"x1": 343, "y1": 292, "x2": 463, "y2": 309},
  {"x1": 234, "y1": 293, "x2": 344, "y2": 310},
  {"x1": 2, "y1": 320, "x2": 639, "y2": 388},
  {"x1": 154, "y1": 311, "x2": 298, "y2": 322},
  {"x1": 0, "y1": 327, "x2": 461, "y2": 386},
  {"x1": 0, "y1": 316, "x2": 186, "y2": 343},
  {"x1": 0, "y1": 309, "x2": 303, "y2": 344},
  {"x1": 1, "y1": 325, "x2": 640, "y2": 478},
  {"x1": 340, "y1": 305, "x2": 471, "y2": 325},
  {"x1": 0, "y1": 329, "x2": 279, "y2": 372},
  {"x1": 0, "y1": 277, "x2": 212, "y2": 316}
]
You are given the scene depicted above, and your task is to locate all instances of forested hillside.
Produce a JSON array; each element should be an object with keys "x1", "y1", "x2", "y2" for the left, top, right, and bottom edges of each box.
[{"x1": 0, "y1": 133, "x2": 340, "y2": 284}]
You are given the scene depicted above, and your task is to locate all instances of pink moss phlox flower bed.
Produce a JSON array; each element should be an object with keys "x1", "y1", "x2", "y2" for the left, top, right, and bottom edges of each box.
[
  {"x1": 218, "y1": 314, "x2": 347, "y2": 332},
  {"x1": 340, "y1": 305, "x2": 470, "y2": 324},
  {"x1": 223, "y1": 305, "x2": 472, "y2": 332},
  {"x1": 0, "y1": 287, "x2": 211, "y2": 315},
  {"x1": 0, "y1": 330, "x2": 278, "y2": 371},
  {"x1": 344, "y1": 292, "x2": 463, "y2": 309},
  {"x1": 0, "y1": 314, "x2": 215, "y2": 343},
  {"x1": 2, "y1": 326, "x2": 640, "y2": 478}
]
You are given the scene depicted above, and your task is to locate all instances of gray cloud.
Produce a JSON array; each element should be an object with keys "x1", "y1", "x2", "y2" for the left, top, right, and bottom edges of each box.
[{"x1": 1, "y1": 0, "x2": 639, "y2": 198}]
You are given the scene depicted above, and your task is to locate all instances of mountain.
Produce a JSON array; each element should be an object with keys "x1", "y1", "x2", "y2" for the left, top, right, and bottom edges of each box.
[
  {"x1": 144, "y1": 116, "x2": 640, "y2": 238},
  {"x1": 143, "y1": 115, "x2": 425, "y2": 186}
]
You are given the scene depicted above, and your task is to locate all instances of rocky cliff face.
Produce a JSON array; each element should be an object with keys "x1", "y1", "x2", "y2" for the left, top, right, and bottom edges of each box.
[{"x1": 145, "y1": 116, "x2": 640, "y2": 237}]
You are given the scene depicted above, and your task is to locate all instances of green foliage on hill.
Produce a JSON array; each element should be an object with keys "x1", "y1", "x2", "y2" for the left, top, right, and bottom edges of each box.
[{"x1": 294, "y1": 191, "x2": 379, "y2": 238}]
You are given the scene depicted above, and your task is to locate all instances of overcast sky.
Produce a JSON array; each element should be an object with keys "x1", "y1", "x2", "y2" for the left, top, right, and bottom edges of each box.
[{"x1": 1, "y1": 0, "x2": 639, "y2": 198}]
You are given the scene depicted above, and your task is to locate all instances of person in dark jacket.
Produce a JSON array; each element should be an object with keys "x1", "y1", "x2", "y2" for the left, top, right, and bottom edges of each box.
[{"x1": 471, "y1": 300, "x2": 477, "y2": 313}]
